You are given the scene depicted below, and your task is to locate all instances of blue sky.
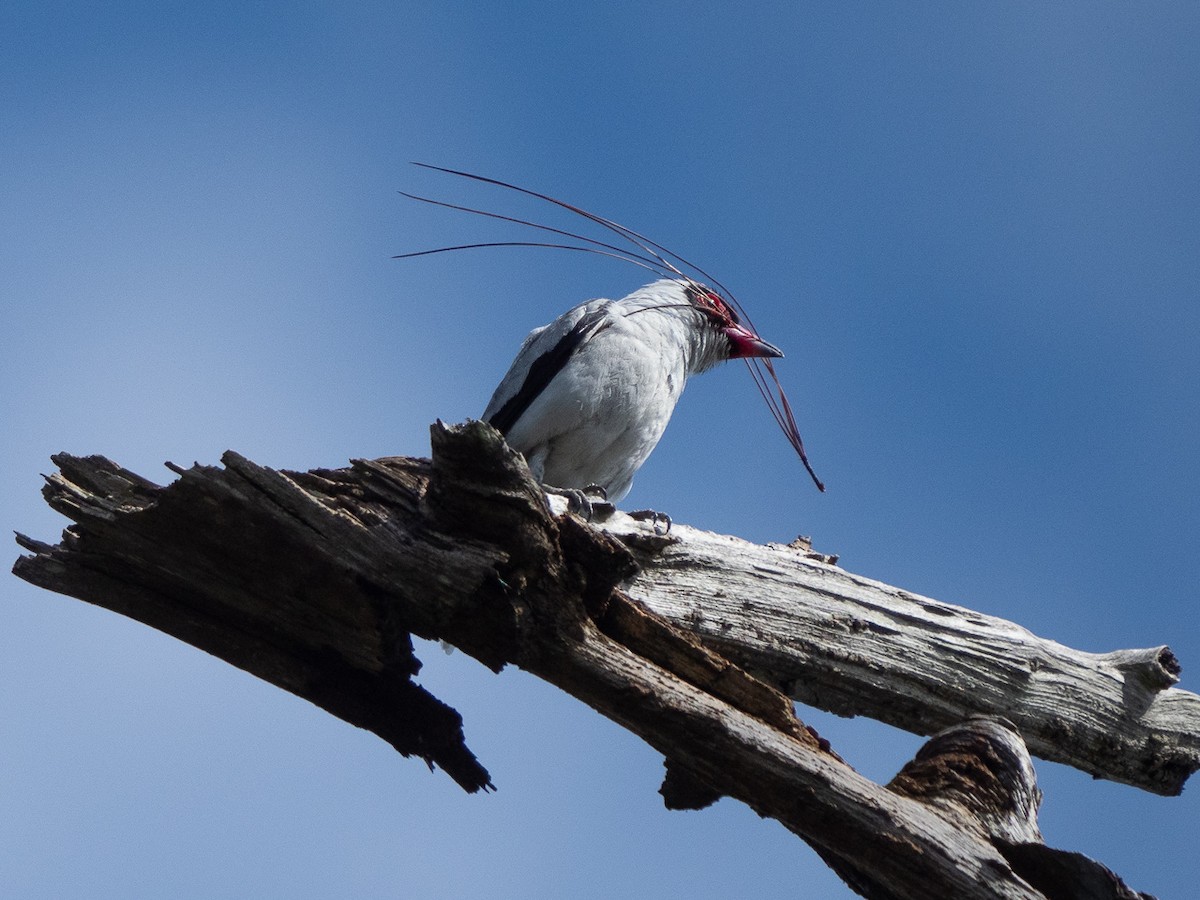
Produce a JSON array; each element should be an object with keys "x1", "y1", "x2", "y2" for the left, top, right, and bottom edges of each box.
[{"x1": 3, "y1": 3, "x2": 1197, "y2": 897}]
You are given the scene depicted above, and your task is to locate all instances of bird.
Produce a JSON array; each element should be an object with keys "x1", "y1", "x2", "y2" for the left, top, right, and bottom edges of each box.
[
  {"x1": 482, "y1": 277, "x2": 784, "y2": 520},
  {"x1": 395, "y1": 164, "x2": 824, "y2": 506}
]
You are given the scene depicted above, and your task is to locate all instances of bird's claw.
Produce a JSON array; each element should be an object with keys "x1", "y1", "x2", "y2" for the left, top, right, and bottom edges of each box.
[
  {"x1": 582, "y1": 484, "x2": 608, "y2": 501},
  {"x1": 546, "y1": 484, "x2": 614, "y2": 522},
  {"x1": 629, "y1": 509, "x2": 672, "y2": 535}
]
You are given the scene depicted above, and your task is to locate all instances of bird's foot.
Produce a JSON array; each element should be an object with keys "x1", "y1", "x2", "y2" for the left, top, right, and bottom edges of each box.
[
  {"x1": 545, "y1": 484, "x2": 615, "y2": 522},
  {"x1": 629, "y1": 509, "x2": 672, "y2": 535}
]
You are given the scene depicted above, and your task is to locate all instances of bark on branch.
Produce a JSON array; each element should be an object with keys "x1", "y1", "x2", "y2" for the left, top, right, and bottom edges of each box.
[
  {"x1": 12, "y1": 420, "x2": 1179, "y2": 899},
  {"x1": 607, "y1": 520, "x2": 1197, "y2": 797}
]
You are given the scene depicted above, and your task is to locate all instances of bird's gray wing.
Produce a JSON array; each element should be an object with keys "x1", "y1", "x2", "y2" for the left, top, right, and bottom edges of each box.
[{"x1": 483, "y1": 298, "x2": 613, "y2": 436}]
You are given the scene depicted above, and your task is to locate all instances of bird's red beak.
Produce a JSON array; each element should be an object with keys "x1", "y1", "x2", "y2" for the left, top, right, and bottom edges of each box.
[{"x1": 725, "y1": 323, "x2": 784, "y2": 360}]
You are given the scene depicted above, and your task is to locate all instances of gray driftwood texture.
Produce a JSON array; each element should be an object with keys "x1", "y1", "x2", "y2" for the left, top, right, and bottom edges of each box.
[
  {"x1": 603, "y1": 515, "x2": 1197, "y2": 796},
  {"x1": 13, "y1": 420, "x2": 1183, "y2": 899}
]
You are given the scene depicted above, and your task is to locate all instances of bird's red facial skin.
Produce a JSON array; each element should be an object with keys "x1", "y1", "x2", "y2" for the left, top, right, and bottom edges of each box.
[
  {"x1": 685, "y1": 284, "x2": 781, "y2": 360},
  {"x1": 692, "y1": 288, "x2": 738, "y2": 327}
]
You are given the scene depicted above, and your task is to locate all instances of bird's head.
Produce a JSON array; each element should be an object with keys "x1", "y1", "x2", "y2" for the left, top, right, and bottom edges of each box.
[
  {"x1": 624, "y1": 279, "x2": 784, "y2": 373},
  {"x1": 682, "y1": 282, "x2": 784, "y2": 362}
]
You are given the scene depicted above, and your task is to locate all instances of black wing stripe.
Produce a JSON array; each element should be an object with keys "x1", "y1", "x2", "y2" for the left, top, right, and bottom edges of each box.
[{"x1": 487, "y1": 305, "x2": 611, "y2": 436}]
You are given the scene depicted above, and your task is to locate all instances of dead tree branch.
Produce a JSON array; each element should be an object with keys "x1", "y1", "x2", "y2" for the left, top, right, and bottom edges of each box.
[
  {"x1": 12, "y1": 420, "x2": 1176, "y2": 899},
  {"x1": 603, "y1": 518, "x2": 1198, "y2": 796}
]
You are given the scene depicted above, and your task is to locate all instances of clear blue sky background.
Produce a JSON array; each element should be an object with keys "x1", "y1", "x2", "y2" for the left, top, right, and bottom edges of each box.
[{"x1": 3, "y1": 3, "x2": 1197, "y2": 898}]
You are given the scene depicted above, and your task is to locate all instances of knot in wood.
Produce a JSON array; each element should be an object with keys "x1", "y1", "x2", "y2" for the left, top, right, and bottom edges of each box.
[{"x1": 889, "y1": 716, "x2": 1042, "y2": 845}]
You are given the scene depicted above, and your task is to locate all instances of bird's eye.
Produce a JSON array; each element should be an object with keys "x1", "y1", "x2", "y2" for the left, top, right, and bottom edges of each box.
[
  {"x1": 685, "y1": 284, "x2": 737, "y2": 326},
  {"x1": 705, "y1": 290, "x2": 737, "y2": 325}
]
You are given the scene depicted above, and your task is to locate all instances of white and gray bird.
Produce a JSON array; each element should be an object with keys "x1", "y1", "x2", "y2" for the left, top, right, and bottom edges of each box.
[
  {"x1": 482, "y1": 278, "x2": 784, "y2": 507},
  {"x1": 397, "y1": 164, "x2": 824, "y2": 508}
]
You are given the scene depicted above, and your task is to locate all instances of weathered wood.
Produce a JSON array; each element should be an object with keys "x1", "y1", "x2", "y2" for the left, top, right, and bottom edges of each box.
[
  {"x1": 885, "y1": 718, "x2": 1153, "y2": 900},
  {"x1": 11, "y1": 421, "x2": 1172, "y2": 898},
  {"x1": 594, "y1": 517, "x2": 1199, "y2": 796},
  {"x1": 15, "y1": 450, "x2": 498, "y2": 793}
]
